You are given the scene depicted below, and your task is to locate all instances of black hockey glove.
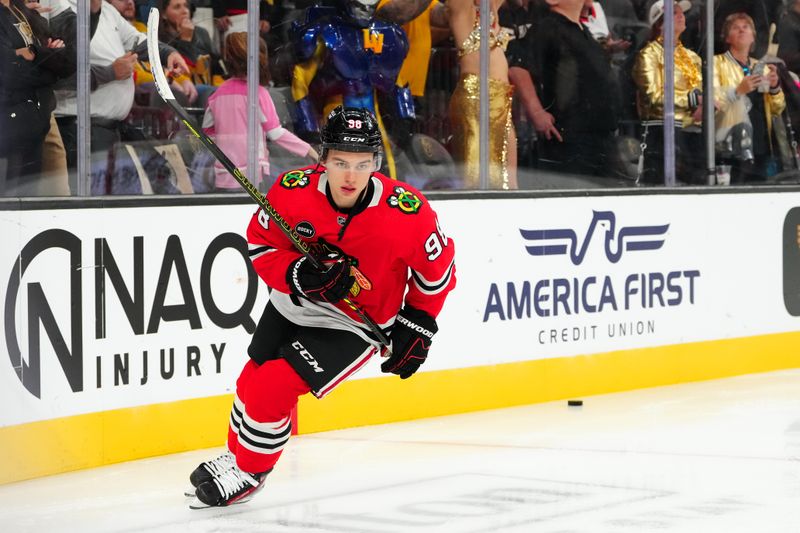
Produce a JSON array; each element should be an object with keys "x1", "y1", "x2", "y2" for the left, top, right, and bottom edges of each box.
[
  {"x1": 381, "y1": 306, "x2": 438, "y2": 379},
  {"x1": 287, "y1": 255, "x2": 355, "y2": 304}
]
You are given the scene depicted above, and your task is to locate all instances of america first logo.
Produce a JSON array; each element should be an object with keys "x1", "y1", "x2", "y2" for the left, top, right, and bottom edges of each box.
[
  {"x1": 520, "y1": 210, "x2": 669, "y2": 265},
  {"x1": 483, "y1": 210, "x2": 701, "y2": 323}
]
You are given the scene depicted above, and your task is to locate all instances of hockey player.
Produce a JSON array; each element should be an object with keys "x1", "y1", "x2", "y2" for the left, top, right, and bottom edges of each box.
[{"x1": 188, "y1": 106, "x2": 457, "y2": 508}]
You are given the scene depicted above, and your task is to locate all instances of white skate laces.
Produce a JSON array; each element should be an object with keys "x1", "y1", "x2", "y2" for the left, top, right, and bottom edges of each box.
[
  {"x1": 213, "y1": 467, "x2": 261, "y2": 499},
  {"x1": 203, "y1": 451, "x2": 235, "y2": 477},
  {"x1": 188, "y1": 450, "x2": 237, "y2": 494}
]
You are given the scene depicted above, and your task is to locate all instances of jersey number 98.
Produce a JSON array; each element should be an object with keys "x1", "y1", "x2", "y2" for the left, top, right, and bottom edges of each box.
[{"x1": 424, "y1": 219, "x2": 448, "y2": 261}]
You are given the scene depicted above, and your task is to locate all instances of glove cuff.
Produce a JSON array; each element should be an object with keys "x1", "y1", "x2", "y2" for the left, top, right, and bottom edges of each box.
[
  {"x1": 396, "y1": 306, "x2": 438, "y2": 340},
  {"x1": 286, "y1": 256, "x2": 308, "y2": 297}
]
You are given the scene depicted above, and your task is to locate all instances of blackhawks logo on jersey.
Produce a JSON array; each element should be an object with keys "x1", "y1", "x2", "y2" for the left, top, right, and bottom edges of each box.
[
  {"x1": 280, "y1": 170, "x2": 310, "y2": 189},
  {"x1": 387, "y1": 186, "x2": 422, "y2": 215}
]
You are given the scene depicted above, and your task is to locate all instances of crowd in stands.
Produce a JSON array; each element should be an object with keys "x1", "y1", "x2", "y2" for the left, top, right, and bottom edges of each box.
[{"x1": 3, "y1": 0, "x2": 800, "y2": 196}]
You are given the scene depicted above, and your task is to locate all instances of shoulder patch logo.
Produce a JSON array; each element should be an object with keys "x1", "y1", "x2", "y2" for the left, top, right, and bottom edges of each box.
[
  {"x1": 280, "y1": 170, "x2": 310, "y2": 189},
  {"x1": 387, "y1": 186, "x2": 422, "y2": 215}
]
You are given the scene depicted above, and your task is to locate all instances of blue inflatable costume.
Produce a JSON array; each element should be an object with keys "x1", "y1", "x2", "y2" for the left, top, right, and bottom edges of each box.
[{"x1": 291, "y1": 0, "x2": 414, "y2": 177}]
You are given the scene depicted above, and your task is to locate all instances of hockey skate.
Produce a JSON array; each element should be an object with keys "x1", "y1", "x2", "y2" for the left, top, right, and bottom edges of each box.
[
  {"x1": 184, "y1": 451, "x2": 236, "y2": 497},
  {"x1": 189, "y1": 466, "x2": 271, "y2": 509}
]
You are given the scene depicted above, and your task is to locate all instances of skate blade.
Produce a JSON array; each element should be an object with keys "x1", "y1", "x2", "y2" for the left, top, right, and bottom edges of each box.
[
  {"x1": 188, "y1": 493, "x2": 256, "y2": 510},
  {"x1": 188, "y1": 496, "x2": 211, "y2": 509},
  {"x1": 184, "y1": 487, "x2": 196, "y2": 498}
]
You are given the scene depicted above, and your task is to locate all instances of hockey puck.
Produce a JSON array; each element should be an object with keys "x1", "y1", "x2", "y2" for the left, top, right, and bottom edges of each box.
[{"x1": 567, "y1": 400, "x2": 583, "y2": 407}]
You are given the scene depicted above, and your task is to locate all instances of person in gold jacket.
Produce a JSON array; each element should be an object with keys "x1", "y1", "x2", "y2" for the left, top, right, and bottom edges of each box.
[
  {"x1": 714, "y1": 12, "x2": 785, "y2": 182},
  {"x1": 632, "y1": 0, "x2": 705, "y2": 184}
]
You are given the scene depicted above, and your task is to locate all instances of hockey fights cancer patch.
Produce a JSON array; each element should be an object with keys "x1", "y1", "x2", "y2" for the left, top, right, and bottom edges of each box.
[
  {"x1": 387, "y1": 186, "x2": 423, "y2": 215},
  {"x1": 295, "y1": 221, "x2": 316, "y2": 238},
  {"x1": 280, "y1": 170, "x2": 310, "y2": 189}
]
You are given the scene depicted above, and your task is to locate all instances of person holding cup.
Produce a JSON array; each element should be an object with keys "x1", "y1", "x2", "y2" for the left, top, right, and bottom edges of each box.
[{"x1": 714, "y1": 12, "x2": 785, "y2": 183}]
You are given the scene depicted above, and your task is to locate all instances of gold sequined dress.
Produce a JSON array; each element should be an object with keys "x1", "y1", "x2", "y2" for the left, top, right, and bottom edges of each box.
[{"x1": 449, "y1": 10, "x2": 514, "y2": 189}]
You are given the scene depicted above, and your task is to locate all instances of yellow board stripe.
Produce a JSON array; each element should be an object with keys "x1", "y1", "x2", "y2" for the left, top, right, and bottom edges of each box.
[
  {"x1": 2, "y1": 331, "x2": 800, "y2": 485},
  {"x1": 0, "y1": 395, "x2": 233, "y2": 485},
  {"x1": 296, "y1": 331, "x2": 800, "y2": 433}
]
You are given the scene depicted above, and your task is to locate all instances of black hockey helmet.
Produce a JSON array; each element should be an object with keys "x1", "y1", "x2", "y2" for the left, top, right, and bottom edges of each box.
[{"x1": 320, "y1": 106, "x2": 382, "y2": 154}]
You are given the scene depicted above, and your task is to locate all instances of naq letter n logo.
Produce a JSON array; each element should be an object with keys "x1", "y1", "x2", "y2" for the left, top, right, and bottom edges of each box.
[{"x1": 783, "y1": 207, "x2": 800, "y2": 316}]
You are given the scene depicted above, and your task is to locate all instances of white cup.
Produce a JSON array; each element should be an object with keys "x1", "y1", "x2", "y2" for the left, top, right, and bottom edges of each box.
[{"x1": 716, "y1": 165, "x2": 731, "y2": 186}]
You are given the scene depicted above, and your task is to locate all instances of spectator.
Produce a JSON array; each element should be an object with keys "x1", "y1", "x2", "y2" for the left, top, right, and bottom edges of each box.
[
  {"x1": 109, "y1": 0, "x2": 198, "y2": 104},
  {"x1": 19, "y1": 0, "x2": 102, "y2": 196},
  {"x1": 448, "y1": 0, "x2": 517, "y2": 189},
  {"x1": 500, "y1": 0, "x2": 545, "y2": 167},
  {"x1": 714, "y1": 12, "x2": 785, "y2": 182},
  {"x1": 159, "y1": 0, "x2": 220, "y2": 101},
  {"x1": 54, "y1": 0, "x2": 189, "y2": 194},
  {"x1": 508, "y1": 0, "x2": 618, "y2": 177},
  {"x1": 715, "y1": 0, "x2": 783, "y2": 57},
  {"x1": 1, "y1": 0, "x2": 75, "y2": 195},
  {"x1": 202, "y1": 32, "x2": 317, "y2": 192},
  {"x1": 632, "y1": 0, "x2": 705, "y2": 184},
  {"x1": 159, "y1": 0, "x2": 214, "y2": 63}
]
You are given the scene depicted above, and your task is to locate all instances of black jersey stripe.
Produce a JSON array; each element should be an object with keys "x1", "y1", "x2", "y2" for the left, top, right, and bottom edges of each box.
[
  {"x1": 411, "y1": 261, "x2": 455, "y2": 294},
  {"x1": 248, "y1": 245, "x2": 274, "y2": 257}
]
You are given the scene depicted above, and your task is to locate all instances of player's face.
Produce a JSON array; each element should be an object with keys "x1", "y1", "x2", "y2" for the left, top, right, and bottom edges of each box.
[{"x1": 323, "y1": 150, "x2": 376, "y2": 209}]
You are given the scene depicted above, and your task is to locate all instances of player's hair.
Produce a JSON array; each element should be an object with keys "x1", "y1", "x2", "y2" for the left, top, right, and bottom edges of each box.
[{"x1": 223, "y1": 32, "x2": 270, "y2": 86}]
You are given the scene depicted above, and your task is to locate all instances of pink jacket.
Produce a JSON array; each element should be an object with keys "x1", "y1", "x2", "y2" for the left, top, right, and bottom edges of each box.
[{"x1": 202, "y1": 79, "x2": 311, "y2": 189}]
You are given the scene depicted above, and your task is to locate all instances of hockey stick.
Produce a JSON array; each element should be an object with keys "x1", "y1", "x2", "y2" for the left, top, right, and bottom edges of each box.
[{"x1": 145, "y1": 9, "x2": 391, "y2": 350}]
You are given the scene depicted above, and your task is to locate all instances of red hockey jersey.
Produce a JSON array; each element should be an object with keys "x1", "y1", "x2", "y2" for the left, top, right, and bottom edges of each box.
[{"x1": 246, "y1": 165, "x2": 456, "y2": 344}]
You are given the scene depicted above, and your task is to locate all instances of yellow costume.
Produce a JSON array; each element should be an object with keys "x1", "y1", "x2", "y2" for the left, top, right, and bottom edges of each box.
[
  {"x1": 377, "y1": 0, "x2": 434, "y2": 97},
  {"x1": 449, "y1": 9, "x2": 513, "y2": 190},
  {"x1": 632, "y1": 38, "x2": 702, "y2": 127}
]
